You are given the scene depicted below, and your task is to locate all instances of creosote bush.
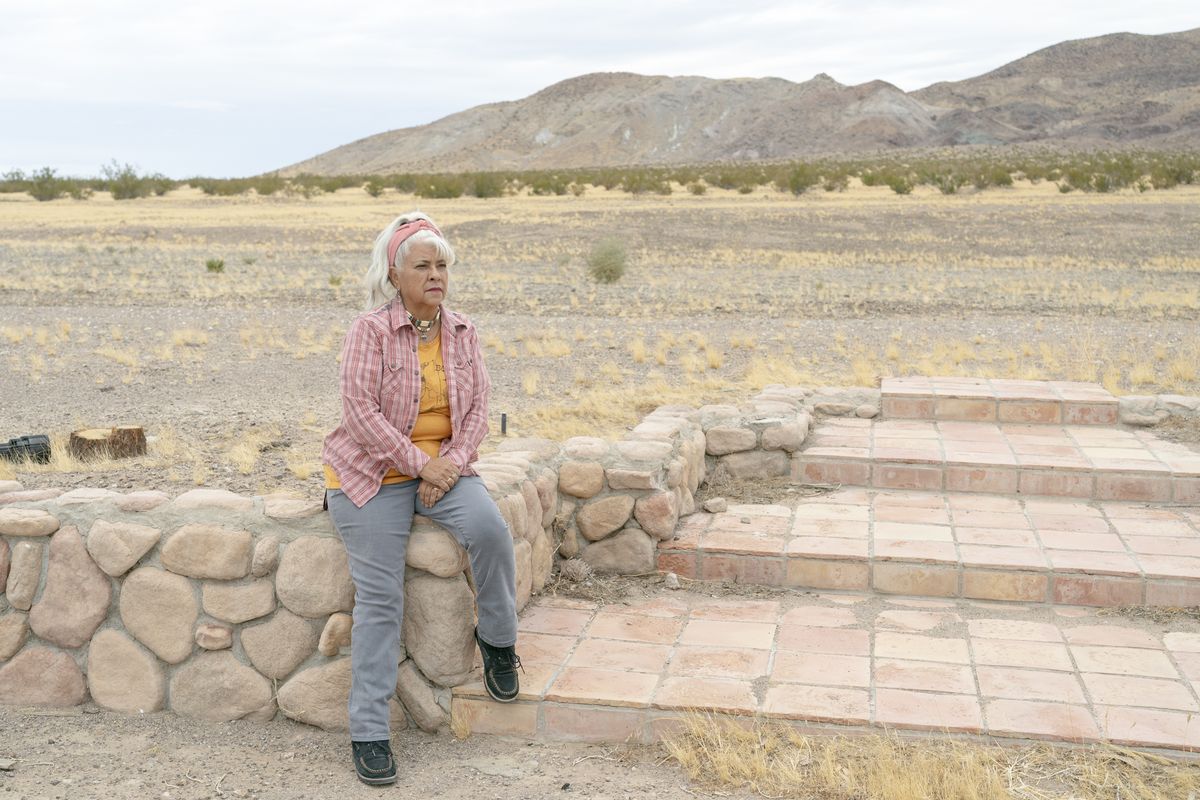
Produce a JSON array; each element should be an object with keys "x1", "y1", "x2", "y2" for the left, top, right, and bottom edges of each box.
[
  {"x1": 586, "y1": 239, "x2": 627, "y2": 284},
  {"x1": 205, "y1": 258, "x2": 225, "y2": 274}
]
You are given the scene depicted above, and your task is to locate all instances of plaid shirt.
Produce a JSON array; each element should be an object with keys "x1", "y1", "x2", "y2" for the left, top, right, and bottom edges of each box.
[{"x1": 321, "y1": 299, "x2": 490, "y2": 507}]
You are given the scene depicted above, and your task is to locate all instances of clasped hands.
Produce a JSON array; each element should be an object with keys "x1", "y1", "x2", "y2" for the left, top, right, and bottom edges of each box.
[{"x1": 418, "y1": 457, "x2": 459, "y2": 507}]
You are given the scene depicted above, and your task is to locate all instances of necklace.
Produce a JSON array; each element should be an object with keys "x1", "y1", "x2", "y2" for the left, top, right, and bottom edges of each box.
[{"x1": 408, "y1": 308, "x2": 440, "y2": 341}]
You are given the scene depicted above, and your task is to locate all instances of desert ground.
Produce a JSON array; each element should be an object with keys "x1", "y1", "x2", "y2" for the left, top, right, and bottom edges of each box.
[{"x1": 1, "y1": 180, "x2": 1197, "y2": 497}]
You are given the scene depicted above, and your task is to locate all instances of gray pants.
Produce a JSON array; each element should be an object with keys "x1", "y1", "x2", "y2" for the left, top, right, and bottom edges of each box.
[{"x1": 326, "y1": 476, "x2": 517, "y2": 741}]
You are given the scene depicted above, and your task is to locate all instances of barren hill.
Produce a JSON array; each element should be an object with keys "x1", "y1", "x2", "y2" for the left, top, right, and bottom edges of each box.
[{"x1": 282, "y1": 28, "x2": 1200, "y2": 175}]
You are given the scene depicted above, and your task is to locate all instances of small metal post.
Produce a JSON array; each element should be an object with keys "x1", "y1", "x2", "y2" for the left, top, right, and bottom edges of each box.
[{"x1": 500, "y1": 413, "x2": 507, "y2": 436}]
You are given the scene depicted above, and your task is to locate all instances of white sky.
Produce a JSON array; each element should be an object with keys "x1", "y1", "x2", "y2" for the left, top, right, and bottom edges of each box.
[{"x1": 2, "y1": 1, "x2": 1196, "y2": 178}]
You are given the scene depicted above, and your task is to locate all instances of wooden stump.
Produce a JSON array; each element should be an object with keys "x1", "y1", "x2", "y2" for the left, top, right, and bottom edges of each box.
[{"x1": 68, "y1": 426, "x2": 146, "y2": 461}]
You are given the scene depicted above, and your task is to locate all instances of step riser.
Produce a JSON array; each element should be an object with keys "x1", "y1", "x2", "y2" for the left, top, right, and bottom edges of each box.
[{"x1": 882, "y1": 396, "x2": 1119, "y2": 426}]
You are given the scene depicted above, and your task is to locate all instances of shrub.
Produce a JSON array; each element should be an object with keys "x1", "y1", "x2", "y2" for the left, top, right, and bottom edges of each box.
[
  {"x1": 364, "y1": 179, "x2": 385, "y2": 197},
  {"x1": 823, "y1": 173, "x2": 849, "y2": 192},
  {"x1": 101, "y1": 160, "x2": 172, "y2": 200},
  {"x1": 468, "y1": 172, "x2": 506, "y2": 198},
  {"x1": 415, "y1": 175, "x2": 465, "y2": 199},
  {"x1": 586, "y1": 239, "x2": 627, "y2": 284},
  {"x1": 781, "y1": 164, "x2": 819, "y2": 195},
  {"x1": 885, "y1": 174, "x2": 913, "y2": 195},
  {"x1": 253, "y1": 175, "x2": 285, "y2": 196},
  {"x1": 205, "y1": 258, "x2": 225, "y2": 273},
  {"x1": 28, "y1": 167, "x2": 64, "y2": 202},
  {"x1": 686, "y1": 181, "x2": 706, "y2": 195}
]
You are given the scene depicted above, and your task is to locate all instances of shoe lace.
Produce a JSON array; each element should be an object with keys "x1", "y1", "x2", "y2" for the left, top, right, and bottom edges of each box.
[
  {"x1": 359, "y1": 741, "x2": 391, "y2": 761},
  {"x1": 494, "y1": 646, "x2": 523, "y2": 675}
]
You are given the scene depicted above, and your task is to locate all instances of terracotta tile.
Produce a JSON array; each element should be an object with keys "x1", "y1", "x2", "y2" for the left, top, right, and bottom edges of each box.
[
  {"x1": 1024, "y1": 498, "x2": 1102, "y2": 516},
  {"x1": 1063, "y1": 403, "x2": 1118, "y2": 425},
  {"x1": 874, "y1": 658, "x2": 975, "y2": 694},
  {"x1": 457, "y1": 661, "x2": 560, "y2": 702},
  {"x1": 726, "y1": 503, "x2": 793, "y2": 518},
  {"x1": 1110, "y1": 521, "x2": 1199, "y2": 540},
  {"x1": 872, "y1": 465, "x2": 944, "y2": 491},
  {"x1": 958, "y1": 545, "x2": 1047, "y2": 569},
  {"x1": 873, "y1": 436, "x2": 942, "y2": 450},
  {"x1": 873, "y1": 540, "x2": 959, "y2": 564},
  {"x1": 1052, "y1": 575, "x2": 1143, "y2": 607},
  {"x1": 569, "y1": 638, "x2": 671, "y2": 673},
  {"x1": 657, "y1": 551, "x2": 697, "y2": 578},
  {"x1": 708, "y1": 514, "x2": 790, "y2": 537},
  {"x1": 1031, "y1": 513, "x2": 1112, "y2": 533},
  {"x1": 546, "y1": 667, "x2": 659, "y2": 708},
  {"x1": 944, "y1": 467, "x2": 1018, "y2": 493},
  {"x1": 1102, "y1": 503, "x2": 1190, "y2": 520},
  {"x1": 517, "y1": 632, "x2": 579, "y2": 665},
  {"x1": 667, "y1": 646, "x2": 770, "y2": 680},
  {"x1": 793, "y1": 502, "x2": 871, "y2": 522},
  {"x1": 615, "y1": 596, "x2": 691, "y2": 617},
  {"x1": 873, "y1": 491, "x2": 946, "y2": 509},
  {"x1": 934, "y1": 398, "x2": 997, "y2": 422},
  {"x1": 689, "y1": 599, "x2": 781, "y2": 623},
  {"x1": 518, "y1": 606, "x2": 595, "y2": 637},
  {"x1": 874, "y1": 521, "x2": 954, "y2": 542},
  {"x1": 452, "y1": 697, "x2": 538, "y2": 737},
  {"x1": 952, "y1": 510, "x2": 1030, "y2": 529},
  {"x1": 772, "y1": 652, "x2": 870, "y2": 687},
  {"x1": 962, "y1": 571, "x2": 1048, "y2": 602},
  {"x1": 1070, "y1": 645, "x2": 1177, "y2": 678},
  {"x1": 1095, "y1": 475, "x2": 1173, "y2": 502},
  {"x1": 700, "y1": 529, "x2": 788, "y2": 556},
  {"x1": 875, "y1": 610, "x2": 960, "y2": 632},
  {"x1": 1146, "y1": 582, "x2": 1200, "y2": 607},
  {"x1": 971, "y1": 639, "x2": 1074, "y2": 671},
  {"x1": 967, "y1": 619, "x2": 1062, "y2": 642},
  {"x1": 883, "y1": 597, "x2": 958, "y2": 609},
  {"x1": 1118, "y1": 536, "x2": 1200, "y2": 558},
  {"x1": 786, "y1": 558, "x2": 869, "y2": 591},
  {"x1": 652, "y1": 677, "x2": 758, "y2": 715},
  {"x1": 954, "y1": 527, "x2": 1039, "y2": 547},
  {"x1": 882, "y1": 396, "x2": 935, "y2": 419},
  {"x1": 1136, "y1": 554, "x2": 1200, "y2": 580},
  {"x1": 542, "y1": 704, "x2": 645, "y2": 743},
  {"x1": 799, "y1": 460, "x2": 871, "y2": 486},
  {"x1": 699, "y1": 554, "x2": 786, "y2": 585},
  {"x1": 675, "y1": 512, "x2": 713, "y2": 537},
  {"x1": 874, "y1": 632, "x2": 970, "y2": 664},
  {"x1": 791, "y1": 519, "x2": 871, "y2": 539},
  {"x1": 1083, "y1": 673, "x2": 1198, "y2": 711},
  {"x1": 874, "y1": 688, "x2": 982, "y2": 733},
  {"x1": 763, "y1": 684, "x2": 870, "y2": 723},
  {"x1": 985, "y1": 699, "x2": 1100, "y2": 742},
  {"x1": 680, "y1": 619, "x2": 776, "y2": 650},
  {"x1": 535, "y1": 597, "x2": 600, "y2": 610},
  {"x1": 802, "y1": 445, "x2": 870, "y2": 458},
  {"x1": 1046, "y1": 550, "x2": 1139, "y2": 576},
  {"x1": 873, "y1": 505, "x2": 951, "y2": 525},
  {"x1": 872, "y1": 447, "x2": 944, "y2": 464},
  {"x1": 976, "y1": 667, "x2": 1084, "y2": 703},
  {"x1": 872, "y1": 563, "x2": 959, "y2": 597},
  {"x1": 777, "y1": 625, "x2": 870, "y2": 656},
  {"x1": 1039, "y1": 531, "x2": 1125, "y2": 552},
  {"x1": 1018, "y1": 470, "x2": 1094, "y2": 498},
  {"x1": 1062, "y1": 625, "x2": 1161, "y2": 649},
  {"x1": 779, "y1": 606, "x2": 857, "y2": 628},
  {"x1": 1164, "y1": 632, "x2": 1200, "y2": 653},
  {"x1": 588, "y1": 611, "x2": 684, "y2": 645},
  {"x1": 785, "y1": 536, "x2": 868, "y2": 559},
  {"x1": 1099, "y1": 706, "x2": 1200, "y2": 749},
  {"x1": 947, "y1": 494, "x2": 1023, "y2": 513},
  {"x1": 1175, "y1": 478, "x2": 1200, "y2": 504},
  {"x1": 999, "y1": 401, "x2": 1062, "y2": 424}
]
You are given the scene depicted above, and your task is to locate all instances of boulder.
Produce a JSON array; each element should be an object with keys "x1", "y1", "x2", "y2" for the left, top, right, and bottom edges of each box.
[
  {"x1": 614, "y1": 440, "x2": 673, "y2": 463},
  {"x1": 496, "y1": 493, "x2": 527, "y2": 540},
  {"x1": 0, "y1": 646, "x2": 85, "y2": 707},
  {"x1": 202, "y1": 579, "x2": 276, "y2": 623},
  {"x1": 0, "y1": 538, "x2": 7, "y2": 593},
  {"x1": 262, "y1": 494, "x2": 323, "y2": 519},
  {"x1": 119, "y1": 567, "x2": 198, "y2": 664},
  {"x1": 0, "y1": 508, "x2": 59, "y2": 537},
  {"x1": 514, "y1": 539, "x2": 533, "y2": 610},
  {"x1": 251, "y1": 534, "x2": 281, "y2": 577},
  {"x1": 530, "y1": 530, "x2": 553, "y2": 593},
  {"x1": 161, "y1": 524, "x2": 252, "y2": 580},
  {"x1": 241, "y1": 609, "x2": 320, "y2": 679},
  {"x1": 576, "y1": 495, "x2": 635, "y2": 542},
  {"x1": 761, "y1": 422, "x2": 806, "y2": 451},
  {"x1": 195, "y1": 623, "x2": 233, "y2": 650},
  {"x1": 558, "y1": 524, "x2": 581, "y2": 559},
  {"x1": 87, "y1": 629, "x2": 165, "y2": 713},
  {"x1": 396, "y1": 659, "x2": 447, "y2": 733},
  {"x1": 0, "y1": 611, "x2": 28, "y2": 660},
  {"x1": 703, "y1": 497, "x2": 728, "y2": 514},
  {"x1": 170, "y1": 488, "x2": 254, "y2": 512},
  {"x1": 275, "y1": 536, "x2": 354, "y2": 618},
  {"x1": 558, "y1": 461, "x2": 605, "y2": 498},
  {"x1": 583, "y1": 528, "x2": 656, "y2": 575},
  {"x1": 720, "y1": 450, "x2": 790, "y2": 479},
  {"x1": 403, "y1": 572, "x2": 476, "y2": 686},
  {"x1": 495, "y1": 437, "x2": 560, "y2": 461},
  {"x1": 605, "y1": 468, "x2": 660, "y2": 490},
  {"x1": 634, "y1": 491, "x2": 680, "y2": 540},
  {"x1": 29, "y1": 527, "x2": 112, "y2": 648},
  {"x1": 6, "y1": 541, "x2": 44, "y2": 611},
  {"x1": 170, "y1": 651, "x2": 274, "y2": 722},
  {"x1": 55, "y1": 487, "x2": 120, "y2": 505},
  {"x1": 0, "y1": 489, "x2": 62, "y2": 506},
  {"x1": 0, "y1": 480, "x2": 20, "y2": 493},
  {"x1": 86, "y1": 520, "x2": 161, "y2": 576},
  {"x1": 277, "y1": 657, "x2": 406, "y2": 732},
  {"x1": 562, "y1": 436, "x2": 610, "y2": 460},
  {"x1": 115, "y1": 490, "x2": 170, "y2": 512},
  {"x1": 533, "y1": 471, "x2": 557, "y2": 527},
  {"x1": 407, "y1": 525, "x2": 468, "y2": 578},
  {"x1": 705, "y1": 426, "x2": 757, "y2": 455},
  {"x1": 855, "y1": 404, "x2": 879, "y2": 419},
  {"x1": 520, "y1": 481, "x2": 542, "y2": 537},
  {"x1": 318, "y1": 612, "x2": 353, "y2": 657}
]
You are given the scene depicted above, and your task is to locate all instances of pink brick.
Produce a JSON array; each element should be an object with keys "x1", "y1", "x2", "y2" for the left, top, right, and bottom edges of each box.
[
  {"x1": 881, "y1": 396, "x2": 935, "y2": 419},
  {"x1": 652, "y1": 677, "x2": 759, "y2": 715},
  {"x1": 874, "y1": 632, "x2": 970, "y2": 664},
  {"x1": 945, "y1": 466, "x2": 1018, "y2": 493},
  {"x1": 1081, "y1": 673, "x2": 1198, "y2": 711},
  {"x1": 872, "y1": 464, "x2": 943, "y2": 491},
  {"x1": 452, "y1": 698, "x2": 538, "y2": 737},
  {"x1": 1174, "y1": 478, "x2": 1200, "y2": 503},
  {"x1": 772, "y1": 652, "x2": 871, "y2": 687},
  {"x1": 962, "y1": 571, "x2": 1048, "y2": 602},
  {"x1": 1018, "y1": 470, "x2": 1094, "y2": 498},
  {"x1": 777, "y1": 625, "x2": 870, "y2": 656},
  {"x1": 786, "y1": 558, "x2": 869, "y2": 591},
  {"x1": 967, "y1": 619, "x2": 1062, "y2": 642},
  {"x1": 934, "y1": 398, "x2": 997, "y2": 422},
  {"x1": 976, "y1": 667, "x2": 1084, "y2": 703},
  {"x1": 1146, "y1": 582, "x2": 1200, "y2": 607},
  {"x1": 1063, "y1": 403, "x2": 1119, "y2": 425},
  {"x1": 698, "y1": 554, "x2": 785, "y2": 585},
  {"x1": 1070, "y1": 645, "x2": 1178, "y2": 679},
  {"x1": 999, "y1": 401, "x2": 1062, "y2": 424},
  {"x1": 1094, "y1": 474, "x2": 1172, "y2": 502},
  {"x1": 985, "y1": 699, "x2": 1100, "y2": 742},
  {"x1": 762, "y1": 684, "x2": 870, "y2": 723},
  {"x1": 1101, "y1": 706, "x2": 1200, "y2": 750},
  {"x1": 778, "y1": 605, "x2": 857, "y2": 628},
  {"x1": 797, "y1": 460, "x2": 871, "y2": 486},
  {"x1": 874, "y1": 658, "x2": 975, "y2": 694},
  {"x1": 972, "y1": 639, "x2": 1074, "y2": 671},
  {"x1": 680, "y1": 619, "x2": 776, "y2": 650},
  {"x1": 874, "y1": 689, "x2": 982, "y2": 733},
  {"x1": 656, "y1": 551, "x2": 696, "y2": 578},
  {"x1": 872, "y1": 563, "x2": 959, "y2": 597},
  {"x1": 668, "y1": 646, "x2": 771, "y2": 680},
  {"x1": 542, "y1": 704, "x2": 645, "y2": 743},
  {"x1": 1052, "y1": 576, "x2": 1143, "y2": 606}
]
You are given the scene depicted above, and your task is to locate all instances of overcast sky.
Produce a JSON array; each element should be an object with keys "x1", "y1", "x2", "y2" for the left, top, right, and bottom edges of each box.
[{"x1": 2, "y1": 1, "x2": 1195, "y2": 178}]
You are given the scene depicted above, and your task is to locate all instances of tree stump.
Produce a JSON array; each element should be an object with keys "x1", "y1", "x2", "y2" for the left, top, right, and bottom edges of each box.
[{"x1": 68, "y1": 426, "x2": 146, "y2": 461}]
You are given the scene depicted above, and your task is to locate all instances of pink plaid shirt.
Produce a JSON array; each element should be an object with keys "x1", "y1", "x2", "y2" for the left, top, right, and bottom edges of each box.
[{"x1": 321, "y1": 299, "x2": 491, "y2": 507}]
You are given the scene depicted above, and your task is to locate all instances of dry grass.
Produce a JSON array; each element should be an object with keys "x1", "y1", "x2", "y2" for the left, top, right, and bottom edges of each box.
[{"x1": 663, "y1": 714, "x2": 1200, "y2": 800}]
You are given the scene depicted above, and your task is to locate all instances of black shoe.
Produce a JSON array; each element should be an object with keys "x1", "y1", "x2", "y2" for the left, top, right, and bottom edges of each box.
[
  {"x1": 351, "y1": 740, "x2": 396, "y2": 786},
  {"x1": 475, "y1": 629, "x2": 522, "y2": 703}
]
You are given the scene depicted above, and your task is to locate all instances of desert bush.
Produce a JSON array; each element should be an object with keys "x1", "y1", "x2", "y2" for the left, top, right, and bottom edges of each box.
[
  {"x1": 823, "y1": 172, "x2": 850, "y2": 192},
  {"x1": 101, "y1": 160, "x2": 173, "y2": 199},
  {"x1": 586, "y1": 239, "x2": 627, "y2": 284},
  {"x1": 416, "y1": 174, "x2": 466, "y2": 199},
  {"x1": 780, "y1": 164, "x2": 819, "y2": 195},
  {"x1": 28, "y1": 167, "x2": 65, "y2": 201},
  {"x1": 686, "y1": 181, "x2": 706, "y2": 195},
  {"x1": 363, "y1": 179, "x2": 385, "y2": 197},
  {"x1": 205, "y1": 258, "x2": 225, "y2": 274},
  {"x1": 885, "y1": 173, "x2": 913, "y2": 195},
  {"x1": 391, "y1": 173, "x2": 418, "y2": 194},
  {"x1": 468, "y1": 172, "x2": 506, "y2": 198},
  {"x1": 934, "y1": 173, "x2": 965, "y2": 194},
  {"x1": 253, "y1": 175, "x2": 285, "y2": 196}
]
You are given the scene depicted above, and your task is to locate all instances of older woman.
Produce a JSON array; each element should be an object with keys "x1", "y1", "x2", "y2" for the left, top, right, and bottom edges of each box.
[{"x1": 321, "y1": 212, "x2": 519, "y2": 786}]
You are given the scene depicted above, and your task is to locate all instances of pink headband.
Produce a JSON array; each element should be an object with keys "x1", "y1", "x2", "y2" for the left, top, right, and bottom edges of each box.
[{"x1": 386, "y1": 219, "x2": 443, "y2": 268}]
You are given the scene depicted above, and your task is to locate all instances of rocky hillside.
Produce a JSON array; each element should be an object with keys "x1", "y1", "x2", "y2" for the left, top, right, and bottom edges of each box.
[{"x1": 282, "y1": 28, "x2": 1200, "y2": 175}]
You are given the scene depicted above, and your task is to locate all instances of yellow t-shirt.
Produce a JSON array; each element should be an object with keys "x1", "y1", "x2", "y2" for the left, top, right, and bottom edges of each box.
[{"x1": 325, "y1": 335, "x2": 450, "y2": 488}]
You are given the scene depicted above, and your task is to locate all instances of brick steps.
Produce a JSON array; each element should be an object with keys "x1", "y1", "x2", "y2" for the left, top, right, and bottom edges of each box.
[
  {"x1": 881, "y1": 377, "x2": 1119, "y2": 425},
  {"x1": 455, "y1": 593, "x2": 1200, "y2": 752}
]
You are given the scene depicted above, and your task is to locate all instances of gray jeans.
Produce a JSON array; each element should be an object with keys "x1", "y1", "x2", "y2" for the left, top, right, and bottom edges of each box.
[{"x1": 326, "y1": 476, "x2": 517, "y2": 741}]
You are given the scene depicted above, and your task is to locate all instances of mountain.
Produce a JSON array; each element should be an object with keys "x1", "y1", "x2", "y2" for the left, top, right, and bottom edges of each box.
[{"x1": 281, "y1": 28, "x2": 1200, "y2": 175}]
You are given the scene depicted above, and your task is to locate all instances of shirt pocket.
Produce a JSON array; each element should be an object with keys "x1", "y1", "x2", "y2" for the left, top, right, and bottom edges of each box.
[
  {"x1": 451, "y1": 356, "x2": 476, "y2": 410},
  {"x1": 378, "y1": 339, "x2": 409, "y2": 415}
]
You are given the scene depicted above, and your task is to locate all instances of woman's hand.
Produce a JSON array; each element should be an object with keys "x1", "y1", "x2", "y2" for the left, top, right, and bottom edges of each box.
[
  {"x1": 418, "y1": 479, "x2": 446, "y2": 508},
  {"x1": 418, "y1": 456, "x2": 459, "y2": 493}
]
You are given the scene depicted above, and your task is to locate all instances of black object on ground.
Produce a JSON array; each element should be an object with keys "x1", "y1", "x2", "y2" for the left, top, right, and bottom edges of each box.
[{"x1": 0, "y1": 434, "x2": 52, "y2": 464}]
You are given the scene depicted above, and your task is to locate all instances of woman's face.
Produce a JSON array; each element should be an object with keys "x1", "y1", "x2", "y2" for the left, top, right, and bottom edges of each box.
[{"x1": 391, "y1": 240, "x2": 448, "y2": 318}]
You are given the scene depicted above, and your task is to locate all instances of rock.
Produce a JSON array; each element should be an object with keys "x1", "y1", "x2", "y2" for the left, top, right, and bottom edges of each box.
[
  {"x1": 582, "y1": 528, "x2": 655, "y2": 575},
  {"x1": 0, "y1": 646, "x2": 85, "y2": 706},
  {"x1": 614, "y1": 440, "x2": 674, "y2": 464},
  {"x1": 1160, "y1": 394, "x2": 1200, "y2": 413},
  {"x1": 513, "y1": 539, "x2": 533, "y2": 610},
  {"x1": 241, "y1": 609, "x2": 320, "y2": 679},
  {"x1": 55, "y1": 487, "x2": 121, "y2": 505},
  {"x1": 396, "y1": 659, "x2": 447, "y2": 733},
  {"x1": 29, "y1": 527, "x2": 111, "y2": 648},
  {"x1": 533, "y1": 472, "x2": 557, "y2": 527},
  {"x1": 403, "y1": 572, "x2": 476, "y2": 686},
  {"x1": 496, "y1": 494, "x2": 527, "y2": 540},
  {"x1": 705, "y1": 426, "x2": 757, "y2": 455},
  {"x1": 171, "y1": 488, "x2": 254, "y2": 512},
  {"x1": 119, "y1": 567, "x2": 198, "y2": 664},
  {"x1": 558, "y1": 461, "x2": 605, "y2": 498},
  {"x1": 677, "y1": 486, "x2": 696, "y2": 516},
  {"x1": 87, "y1": 629, "x2": 165, "y2": 713},
  {"x1": 562, "y1": 436, "x2": 610, "y2": 460},
  {"x1": 6, "y1": 541, "x2": 43, "y2": 611},
  {"x1": 576, "y1": 496, "x2": 635, "y2": 542},
  {"x1": 86, "y1": 520, "x2": 160, "y2": 577},
  {"x1": 814, "y1": 402, "x2": 856, "y2": 416},
  {"x1": 0, "y1": 481, "x2": 21, "y2": 493},
  {"x1": 195, "y1": 623, "x2": 233, "y2": 650},
  {"x1": 520, "y1": 481, "x2": 542, "y2": 535},
  {"x1": 1119, "y1": 395, "x2": 1158, "y2": 416},
  {"x1": 605, "y1": 468, "x2": 660, "y2": 490},
  {"x1": 761, "y1": 422, "x2": 806, "y2": 451},
  {"x1": 251, "y1": 535, "x2": 281, "y2": 577},
  {"x1": 855, "y1": 404, "x2": 879, "y2": 419},
  {"x1": 558, "y1": 524, "x2": 580, "y2": 559},
  {"x1": 664, "y1": 572, "x2": 681, "y2": 590},
  {"x1": 1123, "y1": 411, "x2": 1168, "y2": 427},
  {"x1": 0, "y1": 538, "x2": 7, "y2": 593},
  {"x1": 0, "y1": 612, "x2": 29, "y2": 660},
  {"x1": 278, "y1": 657, "x2": 405, "y2": 732},
  {"x1": 634, "y1": 491, "x2": 680, "y2": 540},
  {"x1": 114, "y1": 490, "x2": 170, "y2": 512},
  {"x1": 276, "y1": 536, "x2": 354, "y2": 618},
  {"x1": 161, "y1": 524, "x2": 252, "y2": 580},
  {"x1": 170, "y1": 651, "x2": 274, "y2": 722},
  {"x1": 0, "y1": 508, "x2": 60, "y2": 537},
  {"x1": 702, "y1": 497, "x2": 728, "y2": 514},
  {"x1": 530, "y1": 531, "x2": 553, "y2": 593},
  {"x1": 666, "y1": 457, "x2": 687, "y2": 489},
  {"x1": 318, "y1": 612, "x2": 353, "y2": 656},
  {"x1": 202, "y1": 579, "x2": 275, "y2": 623},
  {"x1": 263, "y1": 494, "x2": 323, "y2": 519},
  {"x1": 496, "y1": 437, "x2": 560, "y2": 461},
  {"x1": 720, "y1": 450, "x2": 790, "y2": 479},
  {"x1": 407, "y1": 525, "x2": 468, "y2": 578},
  {"x1": 699, "y1": 404, "x2": 742, "y2": 428},
  {"x1": 0, "y1": 489, "x2": 62, "y2": 506}
]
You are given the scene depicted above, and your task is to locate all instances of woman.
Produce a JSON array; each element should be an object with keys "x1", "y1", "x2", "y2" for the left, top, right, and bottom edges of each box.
[{"x1": 321, "y1": 212, "x2": 519, "y2": 786}]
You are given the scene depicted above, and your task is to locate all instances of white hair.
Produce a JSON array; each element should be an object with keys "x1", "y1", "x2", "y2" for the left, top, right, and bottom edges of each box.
[{"x1": 363, "y1": 211, "x2": 457, "y2": 310}]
